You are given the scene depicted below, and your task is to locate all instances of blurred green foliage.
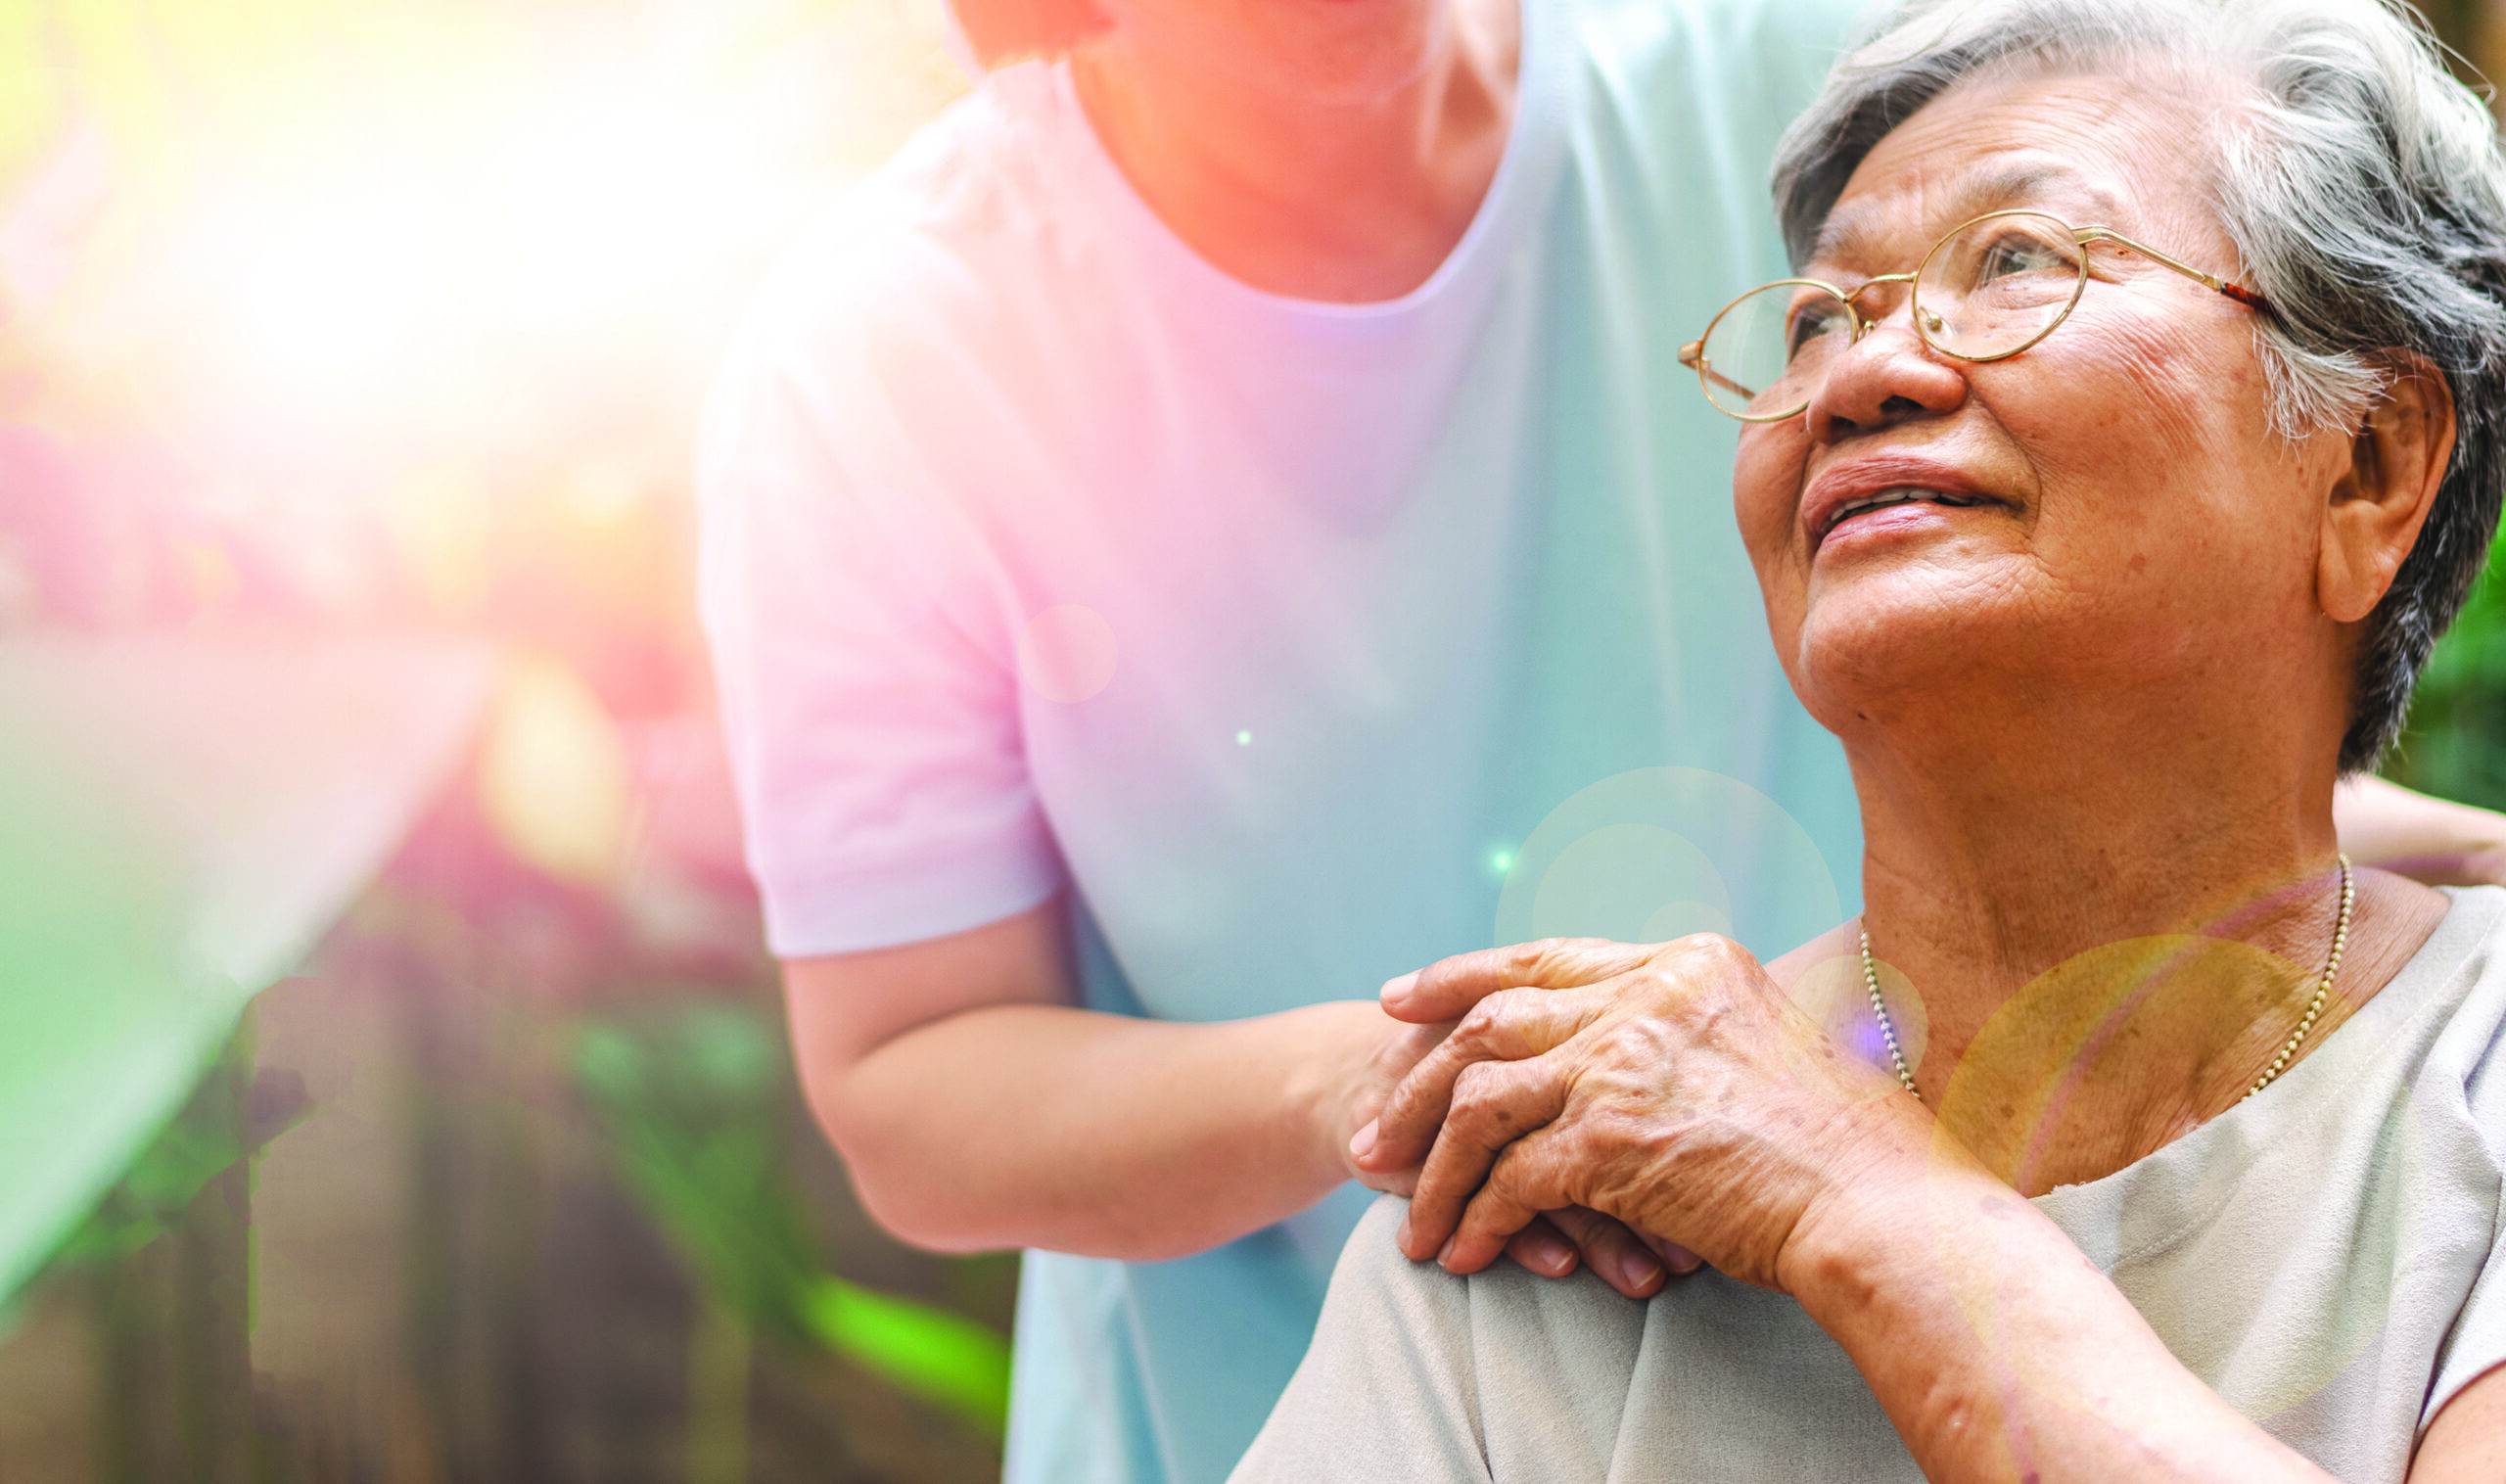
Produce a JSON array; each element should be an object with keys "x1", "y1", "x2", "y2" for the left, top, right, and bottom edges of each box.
[
  {"x1": 572, "y1": 1003, "x2": 1013, "y2": 1436},
  {"x1": 41, "y1": 1023, "x2": 307, "y2": 1277},
  {"x1": 2389, "y1": 543, "x2": 2506, "y2": 811}
]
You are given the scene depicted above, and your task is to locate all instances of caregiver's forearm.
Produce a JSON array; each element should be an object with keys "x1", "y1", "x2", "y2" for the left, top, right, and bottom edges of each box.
[
  {"x1": 2336, "y1": 775, "x2": 2506, "y2": 887},
  {"x1": 1785, "y1": 1165, "x2": 2334, "y2": 1484},
  {"x1": 814, "y1": 996, "x2": 1384, "y2": 1260}
]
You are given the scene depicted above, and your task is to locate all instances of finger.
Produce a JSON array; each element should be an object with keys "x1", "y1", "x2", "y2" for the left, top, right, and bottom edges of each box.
[
  {"x1": 1657, "y1": 1238, "x2": 1703, "y2": 1276},
  {"x1": 1455, "y1": 1172, "x2": 1700, "y2": 1288},
  {"x1": 1501, "y1": 1216, "x2": 1578, "y2": 1278},
  {"x1": 1398, "y1": 1056, "x2": 1569, "y2": 1262},
  {"x1": 1348, "y1": 1019, "x2": 1458, "y2": 1137},
  {"x1": 1442, "y1": 1127, "x2": 1581, "y2": 1278},
  {"x1": 1437, "y1": 1124, "x2": 1574, "y2": 1276},
  {"x1": 1362, "y1": 986, "x2": 1602, "y2": 1173},
  {"x1": 1350, "y1": 1151, "x2": 1416, "y2": 1197},
  {"x1": 1545, "y1": 1205, "x2": 1666, "y2": 1299},
  {"x1": 1382, "y1": 938, "x2": 1658, "y2": 1024}
]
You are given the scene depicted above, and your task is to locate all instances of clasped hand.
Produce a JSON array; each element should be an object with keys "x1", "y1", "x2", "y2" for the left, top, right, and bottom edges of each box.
[{"x1": 1348, "y1": 934, "x2": 1933, "y2": 1294}]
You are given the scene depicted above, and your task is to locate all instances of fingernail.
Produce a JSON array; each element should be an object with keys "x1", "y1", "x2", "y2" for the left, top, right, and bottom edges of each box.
[
  {"x1": 1664, "y1": 1242, "x2": 1702, "y2": 1275},
  {"x1": 1379, "y1": 971, "x2": 1420, "y2": 1007},
  {"x1": 1395, "y1": 1213, "x2": 1414, "y2": 1251},
  {"x1": 1620, "y1": 1251, "x2": 1665, "y2": 1294},
  {"x1": 1436, "y1": 1232, "x2": 1459, "y2": 1269},
  {"x1": 1527, "y1": 1231, "x2": 1573, "y2": 1275},
  {"x1": 1348, "y1": 1120, "x2": 1378, "y2": 1161}
]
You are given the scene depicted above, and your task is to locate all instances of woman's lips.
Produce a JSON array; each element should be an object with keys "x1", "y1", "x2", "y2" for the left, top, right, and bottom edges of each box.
[
  {"x1": 1814, "y1": 495, "x2": 1993, "y2": 553},
  {"x1": 1816, "y1": 487, "x2": 1990, "y2": 545},
  {"x1": 1800, "y1": 459, "x2": 2007, "y2": 551}
]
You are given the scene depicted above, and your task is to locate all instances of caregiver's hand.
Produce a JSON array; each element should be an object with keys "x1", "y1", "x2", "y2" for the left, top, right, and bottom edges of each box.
[
  {"x1": 1352, "y1": 934, "x2": 1935, "y2": 1292},
  {"x1": 1334, "y1": 1006, "x2": 1452, "y2": 1198}
]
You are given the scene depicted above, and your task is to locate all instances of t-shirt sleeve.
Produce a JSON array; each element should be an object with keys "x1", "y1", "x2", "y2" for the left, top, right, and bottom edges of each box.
[
  {"x1": 1230, "y1": 1196, "x2": 1652, "y2": 1483},
  {"x1": 2429, "y1": 1237, "x2": 2506, "y2": 1436},
  {"x1": 1229, "y1": 1196, "x2": 1498, "y2": 1484},
  {"x1": 695, "y1": 247, "x2": 1066, "y2": 958},
  {"x1": 2422, "y1": 968, "x2": 2506, "y2": 1432}
]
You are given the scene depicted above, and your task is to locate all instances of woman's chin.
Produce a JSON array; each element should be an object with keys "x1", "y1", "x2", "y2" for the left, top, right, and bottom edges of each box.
[{"x1": 1787, "y1": 568, "x2": 2030, "y2": 721}]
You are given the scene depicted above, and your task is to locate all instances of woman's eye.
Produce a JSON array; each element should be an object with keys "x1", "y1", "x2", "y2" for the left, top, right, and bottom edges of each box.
[
  {"x1": 1787, "y1": 302, "x2": 1847, "y2": 359},
  {"x1": 1976, "y1": 234, "x2": 2065, "y2": 280}
]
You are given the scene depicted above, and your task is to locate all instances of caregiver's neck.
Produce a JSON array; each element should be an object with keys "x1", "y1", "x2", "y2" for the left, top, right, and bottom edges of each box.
[
  {"x1": 1842, "y1": 670, "x2": 2448, "y2": 1188},
  {"x1": 1069, "y1": 0, "x2": 1519, "y2": 302}
]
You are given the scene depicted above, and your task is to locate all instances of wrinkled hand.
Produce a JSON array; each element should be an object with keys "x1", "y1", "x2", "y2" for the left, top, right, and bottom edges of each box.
[
  {"x1": 1350, "y1": 935, "x2": 1932, "y2": 1292},
  {"x1": 1338, "y1": 965, "x2": 1691, "y2": 1298}
]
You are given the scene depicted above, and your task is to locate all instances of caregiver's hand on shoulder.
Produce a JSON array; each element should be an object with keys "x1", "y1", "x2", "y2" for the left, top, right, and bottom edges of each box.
[{"x1": 1352, "y1": 935, "x2": 1934, "y2": 1293}]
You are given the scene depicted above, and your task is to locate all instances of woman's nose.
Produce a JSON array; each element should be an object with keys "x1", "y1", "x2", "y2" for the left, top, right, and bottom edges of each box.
[{"x1": 1803, "y1": 314, "x2": 1969, "y2": 442}]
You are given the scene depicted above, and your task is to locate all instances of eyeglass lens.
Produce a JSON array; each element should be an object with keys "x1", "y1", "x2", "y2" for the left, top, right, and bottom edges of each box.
[{"x1": 1694, "y1": 212, "x2": 2088, "y2": 419}]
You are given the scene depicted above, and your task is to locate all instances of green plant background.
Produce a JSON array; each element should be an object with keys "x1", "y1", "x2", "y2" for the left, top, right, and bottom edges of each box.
[{"x1": 2389, "y1": 551, "x2": 2506, "y2": 810}]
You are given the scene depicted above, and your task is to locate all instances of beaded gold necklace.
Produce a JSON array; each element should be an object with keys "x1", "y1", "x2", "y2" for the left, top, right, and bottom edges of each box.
[{"x1": 1855, "y1": 856, "x2": 2356, "y2": 1104}]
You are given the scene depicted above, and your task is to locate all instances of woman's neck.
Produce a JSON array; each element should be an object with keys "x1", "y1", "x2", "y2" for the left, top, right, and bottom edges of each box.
[
  {"x1": 1068, "y1": 0, "x2": 1519, "y2": 302},
  {"x1": 1840, "y1": 699, "x2": 2446, "y2": 1193},
  {"x1": 1860, "y1": 736, "x2": 2333, "y2": 1006}
]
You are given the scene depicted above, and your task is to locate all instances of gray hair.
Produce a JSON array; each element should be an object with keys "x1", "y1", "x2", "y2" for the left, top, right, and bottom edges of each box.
[{"x1": 1771, "y1": 0, "x2": 2506, "y2": 771}]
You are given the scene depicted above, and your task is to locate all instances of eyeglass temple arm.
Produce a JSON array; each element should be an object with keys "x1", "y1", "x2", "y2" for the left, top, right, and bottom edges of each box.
[
  {"x1": 2078, "y1": 228, "x2": 2273, "y2": 315},
  {"x1": 1678, "y1": 342, "x2": 1761, "y2": 401}
]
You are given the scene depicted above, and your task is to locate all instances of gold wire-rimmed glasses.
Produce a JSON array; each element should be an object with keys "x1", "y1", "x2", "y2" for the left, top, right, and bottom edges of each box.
[{"x1": 1677, "y1": 209, "x2": 2273, "y2": 422}]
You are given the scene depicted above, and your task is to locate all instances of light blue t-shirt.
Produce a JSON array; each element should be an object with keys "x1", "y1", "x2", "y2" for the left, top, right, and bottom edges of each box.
[{"x1": 696, "y1": 1, "x2": 1868, "y2": 1478}]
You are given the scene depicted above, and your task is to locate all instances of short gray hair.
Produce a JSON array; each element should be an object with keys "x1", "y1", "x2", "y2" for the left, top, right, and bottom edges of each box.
[{"x1": 1771, "y1": 0, "x2": 2506, "y2": 771}]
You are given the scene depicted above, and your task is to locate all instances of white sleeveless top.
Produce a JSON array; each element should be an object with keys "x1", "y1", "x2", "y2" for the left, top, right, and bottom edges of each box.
[{"x1": 1234, "y1": 887, "x2": 2506, "y2": 1484}]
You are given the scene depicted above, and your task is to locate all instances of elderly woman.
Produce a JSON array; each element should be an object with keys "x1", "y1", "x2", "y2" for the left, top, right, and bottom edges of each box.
[{"x1": 1228, "y1": 0, "x2": 2506, "y2": 1480}]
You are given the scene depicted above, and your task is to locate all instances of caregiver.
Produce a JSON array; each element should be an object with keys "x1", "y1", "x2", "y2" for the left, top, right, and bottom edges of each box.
[{"x1": 694, "y1": 0, "x2": 2506, "y2": 1479}]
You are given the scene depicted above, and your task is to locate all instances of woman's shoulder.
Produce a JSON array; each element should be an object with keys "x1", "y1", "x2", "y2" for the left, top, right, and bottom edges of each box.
[
  {"x1": 2419, "y1": 886, "x2": 2506, "y2": 1114},
  {"x1": 1241, "y1": 1197, "x2": 1903, "y2": 1483},
  {"x1": 1312, "y1": 1195, "x2": 1645, "y2": 1355},
  {"x1": 1327, "y1": 1195, "x2": 1651, "y2": 1336},
  {"x1": 1230, "y1": 1197, "x2": 1653, "y2": 1483},
  {"x1": 2373, "y1": 884, "x2": 2506, "y2": 1081},
  {"x1": 2441, "y1": 882, "x2": 2506, "y2": 948}
]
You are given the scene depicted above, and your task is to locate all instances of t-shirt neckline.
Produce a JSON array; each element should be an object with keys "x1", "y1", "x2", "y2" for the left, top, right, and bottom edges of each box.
[
  {"x1": 2031, "y1": 885, "x2": 2506, "y2": 1226},
  {"x1": 1041, "y1": 0, "x2": 1572, "y2": 336}
]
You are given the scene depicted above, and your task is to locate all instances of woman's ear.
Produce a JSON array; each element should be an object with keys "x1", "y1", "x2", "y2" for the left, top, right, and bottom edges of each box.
[{"x1": 2319, "y1": 353, "x2": 2457, "y2": 624}]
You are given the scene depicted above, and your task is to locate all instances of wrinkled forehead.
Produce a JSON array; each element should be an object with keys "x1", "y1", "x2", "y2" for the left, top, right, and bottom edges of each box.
[
  {"x1": 1804, "y1": 67, "x2": 2229, "y2": 275},
  {"x1": 1806, "y1": 157, "x2": 2132, "y2": 278}
]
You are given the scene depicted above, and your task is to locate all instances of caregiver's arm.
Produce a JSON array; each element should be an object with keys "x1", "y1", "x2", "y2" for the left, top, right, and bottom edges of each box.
[
  {"x1": 2416, "y1": 1364, "x2": 2506, "y2": 1481},
  {"x1": 2337, "y1": 775, "x2": 2506, "y2": 887},
  {"x1": 786, "y1": 902, "x2": 1663, "y2": 1290},
  {"x1": 784, "y1": 899, "x2": 1404, "y2": 1259}
]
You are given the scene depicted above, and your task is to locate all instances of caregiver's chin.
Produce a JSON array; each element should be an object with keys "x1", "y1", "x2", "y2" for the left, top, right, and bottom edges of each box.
[{"x1": 1737, "y1": 67, "x2": 2456, "y2": 1108}]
